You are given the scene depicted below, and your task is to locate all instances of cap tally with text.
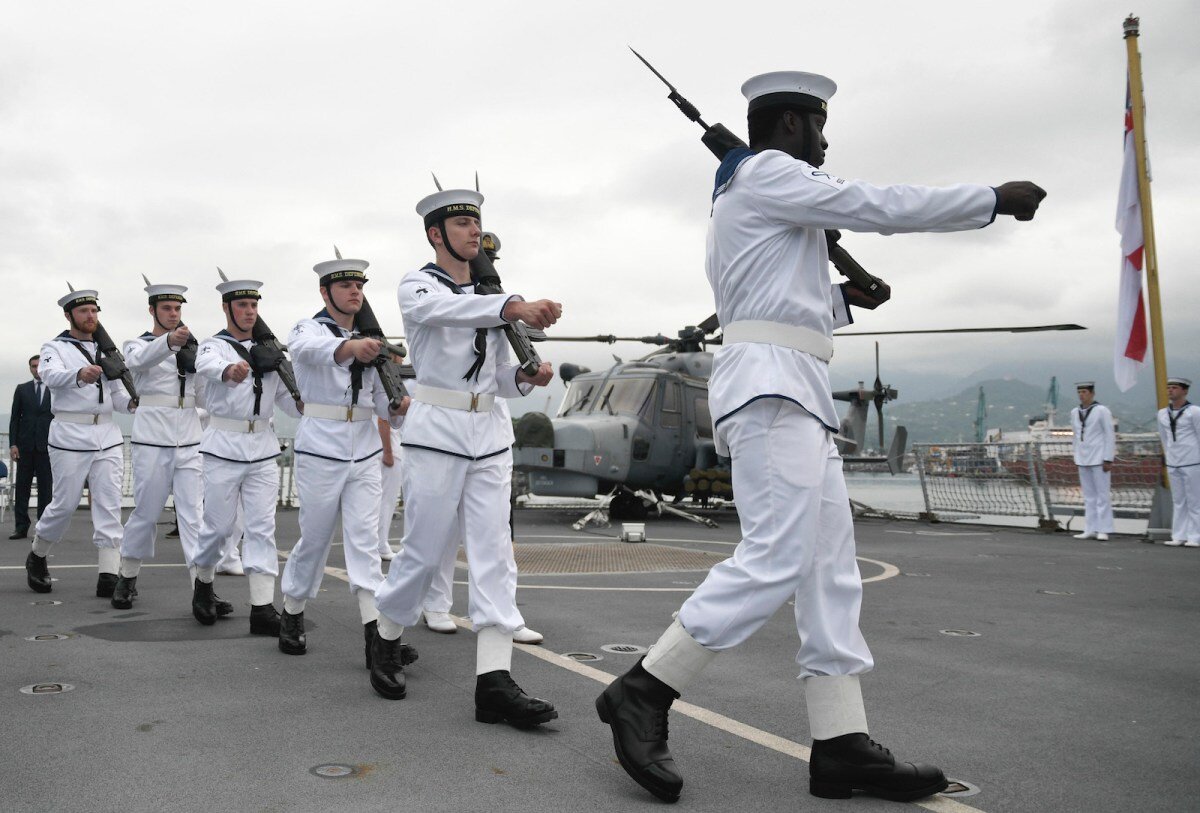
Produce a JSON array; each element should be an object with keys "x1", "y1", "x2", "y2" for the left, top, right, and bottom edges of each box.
[
  {"x1": 58, "y1": 287, "x2": 100, "y2": 313},
  {"x1": 314, "y1": 253, "x2": 369, "y2": 287},
  {"x1": 216, "y1": 277, "x2": 263, "y2": 303},
  {"x1": 1167, "y1": 376, "x2": 1192, "y2": 389},
  {"x1": 416, "y1": 189, "x2": 484, "y2": 230},
  {"x1": 144, "y1": 282, "x2": 188, "y2": 305},
  {"x1": 741, "y1": 71, "x2": 837, "y2": 116},
  {"x1": 1074, "y1": 381, "x2": 1096, "y2": 390}
]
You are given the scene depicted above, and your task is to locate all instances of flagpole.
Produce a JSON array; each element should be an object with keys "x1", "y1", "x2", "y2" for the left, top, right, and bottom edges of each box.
[{"x1": 1123, "y1": 15, "x2": 1168, "y2": 410}]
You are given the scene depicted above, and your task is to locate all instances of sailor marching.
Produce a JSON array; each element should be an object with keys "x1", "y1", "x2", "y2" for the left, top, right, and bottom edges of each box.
[
  {"x1": 1159, "y1": 376, "x2": 1200, "y2": 546},
  {"x1": 1070, "y1": 381, "x2": 1116, "y2": 541}
]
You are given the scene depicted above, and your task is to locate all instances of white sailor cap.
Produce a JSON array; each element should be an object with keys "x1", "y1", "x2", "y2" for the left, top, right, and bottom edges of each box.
[
  {"x1": 741, "y1": 71, "x2": 837, "y2": 116},
  {"x1": 216, "y1": 277, "x2": 264, "y2": 303},
  {"x1": 144, "y1": 282, "x2": 188, "y2": 305},
  {"x1": 58, "y1": 286, "x2": 101, "y2": 312},
  {"x1": 1075, "y1": 381, "x2": 1096, "y2": 390},
  {"x1": 1167, "y1": 376, "x2": 1191, "y2": 388},
  {"x1": 314, "y1": 248, "x2": 369, "y2": 286},
  {"x1": 416, "y1": 189, "x2": 484, "y2": 229}
]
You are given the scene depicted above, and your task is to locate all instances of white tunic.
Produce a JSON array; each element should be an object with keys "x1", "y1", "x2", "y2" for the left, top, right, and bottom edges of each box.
[
  {"x1": 397, "y1": 264, "x2": 531, "y2": 459},
  {"x1": 1159, "y1": 403, "x2": 1200, "y2": 468},
  {"x1": 123, "y1": 331, "x2": 203, "y2": 447},
  {"x1": 288, "y1": 311, "x2": 402, "y2": 462},
  {"x1": 705, "y1": 149, "x2": 996, "y2": 451},
  {"x1": 195, "y1": 330, "x2": 300, "y2": 462},
  {"x1": 39, "y1": 332, "x2": 132, "y2": 452},
  {"x1": 1070, "y1": 404, "x2": 1116, "y2": 466}
]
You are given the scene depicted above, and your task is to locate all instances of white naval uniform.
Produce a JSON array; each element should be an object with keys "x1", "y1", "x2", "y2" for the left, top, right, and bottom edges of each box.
[
  {"x1": 377, "y1": 423, "x2": 404, "y2": 557},
  {"x1": 191, "y1": 330, "x2": 300, "y2": 578},
  {"x1": 653, "y1": 148, "x2": 996, "y2": 737},
  {"x1": 33, "y1": 332, "x2": 133, "y2": 565},
  {"x1": 278, "y1": 311, "x2": 402, "y2": 622},
  {"x1": 1159, "y1": 403, "x2": 1200, "y2": 543},
  {"x1": 119, "y1": 332, "x2": 204, "y2": 571},
  {"x1": 374, "y1": 264, "x2": 531, "y2": 633},
  {"x1": 1070, "y1": 403, "x2": 1116, "y2": 535}
]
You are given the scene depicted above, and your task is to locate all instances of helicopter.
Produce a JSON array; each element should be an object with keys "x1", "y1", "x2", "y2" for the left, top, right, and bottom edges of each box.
[{"x1": 512, "y1": 317, "x2": 1085, "y2": 525}]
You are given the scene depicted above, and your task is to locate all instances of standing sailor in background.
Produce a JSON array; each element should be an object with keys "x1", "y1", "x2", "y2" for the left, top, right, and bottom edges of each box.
[
  {"x1": 369, "y1": 185, "x2": 559, "y2": 725},
  {"x1": 1070, "y1": 382, "x2": 1116, "y2": 541},
  {"x1": 595, "y1": 70, "x2": 1046, "y2": 803},
  {"x1": 1159, "y1": 376, "x2": 1200, "y2": 546},
  {"x1": 190, "y1": 276, "x2": 300, "y2": 631},
  {"x1": 26, "y1": 287, "x2": 134, "y2": 596},
  {"x1": 278, "y1": 252, "x2": 408, "y2": 664},
  {"x1": 112, "y1": 280, "x2": 218, "y2": 611}
]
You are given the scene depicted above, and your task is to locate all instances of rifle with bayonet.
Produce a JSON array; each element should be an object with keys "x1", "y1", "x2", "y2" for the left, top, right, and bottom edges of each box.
[
  {"x1": 354, "y1": 296, "x2": 411, "y2": 408},
  {"x1": 249, "y1": 317, "x2": 302, "y2": 402},
  {"x1": 629, "y1": 48, "x2": 887, "y2": 300},
  {"x1": 470, "y1": 231, "x2": 543, "y2": 377},
  {"x1": 93, "y1": 321, "x2": 139, "y2": 404}
]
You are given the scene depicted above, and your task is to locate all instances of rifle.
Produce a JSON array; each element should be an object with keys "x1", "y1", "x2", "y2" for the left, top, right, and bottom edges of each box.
[
  {"x1": 175, "y1": 334, "x2": 199, "y2": 375},
  {"x1": 469, "y1": 231, "x2": 543, "y2": 376},
  {"x1": 93, "y1": 321, "x2": 139, "y2": 403},
  {"x1": 629, "y1": 48, "x2": 887, "y2": 300},
  {"x1": 249, "y1": 317, "x2": 302, "y2": 402},
  {"x1": 354, "y1": 296, "x2": 410, "y2": 408}
]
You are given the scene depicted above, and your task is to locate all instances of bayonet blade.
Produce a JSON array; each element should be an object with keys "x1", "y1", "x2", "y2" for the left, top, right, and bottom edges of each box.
[
  {"x1": 216, "y1": 267, "x2": 229, "y2": 282},
  {"x1": 141, "y1": 274, "x2": 152, "y2": 286},
  {"x1": 333, "y1": 245, "x2": 343, "y2": 260},
  {"x1": 629, "y1": 46, "x2": 676, "y2": 92},
  {"x1": 431, "y1": 172, "x2": 443, "y2": 192}
]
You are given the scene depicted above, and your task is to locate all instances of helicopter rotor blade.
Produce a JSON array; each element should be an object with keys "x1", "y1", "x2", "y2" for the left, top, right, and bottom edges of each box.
[
  {"x1": 873, "y1": 341, "x2": 885, "y2": 450},
  {"x1": 836, "y1": 323, "x2": 1085, "y2": 337},
  {"x1": 536, "y1": 334, "x2": 672, "y2": 346}
]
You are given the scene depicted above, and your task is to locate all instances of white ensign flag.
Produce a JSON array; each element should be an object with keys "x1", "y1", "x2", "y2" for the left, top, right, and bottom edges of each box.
[{"x1": 1114, "y1": 79, "x2": 1148, "y2": 392}]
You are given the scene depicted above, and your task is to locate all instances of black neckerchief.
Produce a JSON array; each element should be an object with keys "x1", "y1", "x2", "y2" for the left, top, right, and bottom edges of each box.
[
  {"x1": 215, "y1": 329, "x2": 263, "y2": 416},
  {"x1": 422, "y1": 263, "x2": 488, "y2": 383},
  {"x1": 1078, "y1": 403, "x2": 1097, "y2": 443},
  {"x1": 58, "y1": 331, "x2": 104, "y2": 404},
  {"x1": 315, "y1": 309, "x2": 364, "y2": 407},
  {"x1": 1168, "y1": 402, "x2": 1191, "y2": 442}
]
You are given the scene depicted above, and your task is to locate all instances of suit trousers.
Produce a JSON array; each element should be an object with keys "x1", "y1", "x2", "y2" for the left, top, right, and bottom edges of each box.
[
  {"x1": 192, "y1": 456, "x2": 280, "y2": 576},
  {"x1": 13, "y1": 449, "x2": 52, "y2": 532},
  {"x1": 120, "y1": 444, "x2": 202, "y2": 563},
  {"x1": 34, "y1": 445, "x2": 123, "y2": 550}
]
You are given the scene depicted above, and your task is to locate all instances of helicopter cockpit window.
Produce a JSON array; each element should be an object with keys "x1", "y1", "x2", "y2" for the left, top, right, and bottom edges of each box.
[
  {"x1": 597, "y1": 378, "x2": 655, "y2": 418},
  {"x1": 558, "y1": 382, "x2": 595, "y2": 417},
  {"x1": 694, "y1": 396, "x2": 713, "y2": 438},
  {"x1": 660, "y1": 381, "x2": 682, "y2": 428}
]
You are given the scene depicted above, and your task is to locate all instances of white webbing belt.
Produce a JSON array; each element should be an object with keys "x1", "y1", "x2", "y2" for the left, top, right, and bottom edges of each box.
[
  {"x1": 304, "y1": 403, "x2": 373, "y2": 422},
  {"x1": 138, "y1": 394, "x2": 197, "y2": 409},
  {"x1": 413, "y1": 383, "x2": 496, "y2": 413},
  {"x1": 55, "y1": 412, "x2": 113, "y2": 425},
  {"x1": 209, "y1": 416, "x2": 270, "y2": 434},
  {"x1": 721, "y1": 320, "x2": 834, "y2": 363}
]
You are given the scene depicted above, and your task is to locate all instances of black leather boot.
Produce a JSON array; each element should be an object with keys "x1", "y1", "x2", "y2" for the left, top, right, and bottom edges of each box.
[
  {"x1": 214, "y1": 594, "x2": 234, "y2": 617},
  {"x1": 809, "y1": 732, "x2": 948, "y2": 802},
  {"x1": 278, "y1": 610, "x2": 306, "y2": 655},
  {"x1": 25, "y1": 551, "x2": 52, "y2": 594},
  {"x1": 191, "y1": 578, "x2": 217, "y2": 625},
  {"x1": 362, "y1": 621, "x2": 419, "y2": 669},
  {"x1": 96, "y1": 572, "x2": 119, "y2": 598},
  {"x1": 249, "y1": 604, "x2": 281, "y2": 636},
  {"x1": 111, "y1": 575, "x2": 138, "y2": 609},
  {"x1": 475, "y1": 670, "x2": 558, "y2": 729},
  {"x1": 369, "y1": 630, "x2": 407, "y2": 700},
  {"x1": 595, "y1": 658, "x2": 682, "y2": 802}
]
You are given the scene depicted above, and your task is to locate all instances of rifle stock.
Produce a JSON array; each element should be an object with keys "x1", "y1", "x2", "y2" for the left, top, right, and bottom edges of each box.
[
  {"x1": 249, "y1": 317, "x2": 301, "y2": 402},
  {"x1": 354, "y1": 296, "x2": 410, "y2": 408},
  {"x1": 469, "y1": 244, "x2": 542, "y2": 377}
]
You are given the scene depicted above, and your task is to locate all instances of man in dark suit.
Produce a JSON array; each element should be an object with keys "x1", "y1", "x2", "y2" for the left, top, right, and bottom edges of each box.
[{"x1": 9, "y1": 355, "x2": 54, "y2": 539}]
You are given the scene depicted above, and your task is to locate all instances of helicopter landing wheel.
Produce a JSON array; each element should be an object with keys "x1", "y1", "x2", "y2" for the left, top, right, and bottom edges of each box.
[{"x1": 609, "y1": 489, "x2": 649, "y2": 521}]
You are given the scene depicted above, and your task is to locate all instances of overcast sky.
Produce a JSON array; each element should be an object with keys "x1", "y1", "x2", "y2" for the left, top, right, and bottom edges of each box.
[{"x1": 3, "y1": 0, "x2": 1197, "y2": 418}]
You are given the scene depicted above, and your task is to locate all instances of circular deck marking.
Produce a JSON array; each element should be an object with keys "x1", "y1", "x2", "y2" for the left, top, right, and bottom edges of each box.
[
  {"x1": 310, "y1": 764, "x2": 356, "y2": 779},
  {"x1": 20, "y1": 683, "x2": 75, "y2": 695},
  {"x1": 941, "y1": 778, "x2": 981, "y2": 798},
  {"x1": 903, "y1": 572, "x2": 932, "y2": 577},
  {"x1": 1037, "y1": 590, "x2": 1074, "y2": 596},
  {"x1": 25, "y1": 633, "x2": 72, "y2": 642},
  {"x1": 31, "y1": 600, "x2": 63, "y2": 606},
  {"x1": 562, "y1": 652, "x2": 602, "y2": 662},
  {"x1": 940, "y1": 629, "x2": 981, "y2": 637},
  {"x1": 601, "y1": 644, "x2": 648, "y2": 655}
]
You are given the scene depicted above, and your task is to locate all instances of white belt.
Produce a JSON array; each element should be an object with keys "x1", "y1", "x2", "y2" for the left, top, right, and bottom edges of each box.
[
  {"x1": 304, "y1": 403, "x2": 373, "y2": 422},
  {"x1": 138, "y1": 394, "x2": 197, "y2": 409},
  {"x1": 721, "y1": 320, "x2": 834, "y2": 363},
  {"x1": 55, "y1": 411, "x2": 113, "y2": 426},
  {"x1": 413, "y1": 383, "x2": 496, "y2": 413},
  {"x1": 209, "y1": 416, "x2": 270, "y2": 434}
]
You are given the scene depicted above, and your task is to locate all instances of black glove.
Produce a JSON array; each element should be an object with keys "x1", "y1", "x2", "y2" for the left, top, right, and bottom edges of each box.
[
  {"x1": 994, "y1": 181, "x2": 1047, "y2": 221},
  {"x1": 842, "y1": 277, "x2": 891, "y2": 310},
  {"x1": 249, "y1": 344, "x2": 284, "y2": 373}
]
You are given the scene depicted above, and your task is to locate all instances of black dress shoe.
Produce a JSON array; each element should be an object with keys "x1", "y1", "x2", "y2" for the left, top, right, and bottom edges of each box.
[
  {"x1": 362, "y1": 621, "x2": 419, "y2": 669},
  {"x1": 214, "y1": 594, "x2": 234, "y2": 617},
  {"x1": 96, "y1": 572, "x2": 119, "y2": 598},
  {"x1": 25, "y1": 551, "x2": 52, "y2": 594},
  {"x1": 368, "y1": 630, "x2": 407, "y2": 699},
  {"x1": 476, "y1": 670, "x2": 558, "y2": 729},
  {"x1": 192, "y1": 578, "x2": 217, "y2": 625},
  {"x1": 595, "y1": 658, "x2": 681, "y2": 802},
  {"x1": 10, "y1": 529, "x2": 28, "y2": 540},
  {"x1": 249, "y1": 604, "x2": 281, "y2": 636},
  {"x1": 809, "y1": 732, "x2": 948, "y2": 802},
  {"x1": 278, "y1": 610, "x2": 306, "y2": 655},
  {"x1": 111, "y1": 575, "x2": 138, "y2": 609}
]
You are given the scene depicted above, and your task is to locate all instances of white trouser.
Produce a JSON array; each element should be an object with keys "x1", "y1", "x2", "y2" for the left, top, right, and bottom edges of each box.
[
  {"x1": 377, "y1": 452, "x2": 404, "y2": 555},
  {"x1": 423, "y1": 536, "x2": 460, "y2": 613},
  {"x1": 281, "y1": 454, "x2": 384, "y2": 601},
  {"x1": 677, "y1": 398, "x2": 874, "y2": 678},
  {"x1": 121, "y1": 444, "x2": 202, "y2": 564},
  {"x1": 375, "y1": 447, "x2": 523, "y2": 632},
  {"x1": 34, "y1": 445, "x2": 124, "y2": 554},
  {"x1": 192, "y1": 456, "x2": 280, "y2": 576},
  {"x1": 220, "y1": 503, "x2": 244, "y2": 565},
  {"x1": 1077, "y1": 465, "x2": 1114, "y2": 534},
  {"x1": 1167, "y1": 465, "x2": 1200, "y2": 542}
]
